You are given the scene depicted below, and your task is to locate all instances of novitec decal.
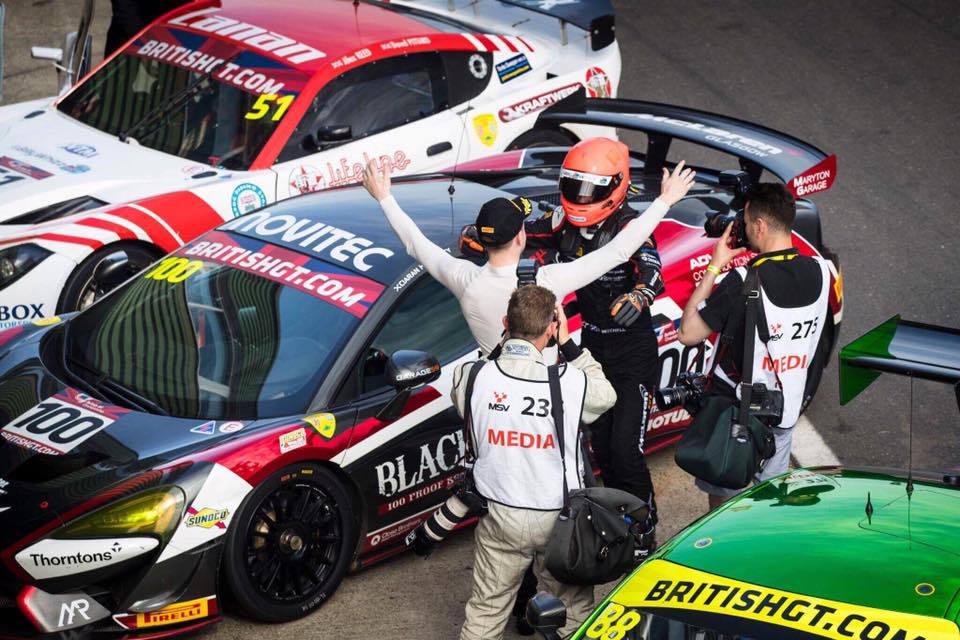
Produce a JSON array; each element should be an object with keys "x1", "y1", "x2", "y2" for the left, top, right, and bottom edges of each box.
[
  {"x1": 0, "y1": 389, "x2": 130, "y2": 455},
  {"x1": 157, "y1": 464, "x2": 252, "y2": 563},
  {"x1": 16, "y1": 538, "x2": 159, "y2": 580}
]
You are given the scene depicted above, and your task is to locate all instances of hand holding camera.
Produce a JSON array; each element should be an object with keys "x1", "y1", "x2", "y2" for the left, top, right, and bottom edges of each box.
[{"x1": 709, "y1": 221, "x2": 748, "y2": 272}]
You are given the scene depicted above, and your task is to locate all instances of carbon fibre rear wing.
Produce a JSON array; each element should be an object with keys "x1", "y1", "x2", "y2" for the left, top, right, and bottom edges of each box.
[
  {"x1": 536, "y1": 89, "x2": 837, "y2": 197},
  {"x1": 839, "y1": 315, "x2": 960, "y2": 410}
]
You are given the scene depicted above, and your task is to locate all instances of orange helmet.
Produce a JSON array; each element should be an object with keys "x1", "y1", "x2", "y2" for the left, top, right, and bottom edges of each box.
[{"x1": 559, "y1": 137, "x2": 630, "y2": 227}]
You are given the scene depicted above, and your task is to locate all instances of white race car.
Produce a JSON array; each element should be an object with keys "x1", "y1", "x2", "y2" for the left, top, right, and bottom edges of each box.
[{"x1": 0, "y1": 0, "x2": 619, "y2": 325}]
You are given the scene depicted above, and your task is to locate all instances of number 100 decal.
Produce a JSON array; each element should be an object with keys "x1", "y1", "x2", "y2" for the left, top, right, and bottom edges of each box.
[{"x1": 0, "y1": 391, "x2": 128, "y2": 455}]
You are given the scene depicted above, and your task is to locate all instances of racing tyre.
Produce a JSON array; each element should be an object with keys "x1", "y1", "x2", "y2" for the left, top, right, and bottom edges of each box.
[
  {"x1": 58, "y1": 242, "x2": 163, "y2": 312},
  {"x1": 223, "y1": 464, "x2": 356, "y2": 622},
  {"x1": 506, "y1": 127, "x2": 576, "y2": 150}
]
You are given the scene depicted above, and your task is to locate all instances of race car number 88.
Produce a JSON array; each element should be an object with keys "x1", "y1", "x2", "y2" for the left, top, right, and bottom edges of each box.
[
  {"x1": 585, "y1": 602, "x2": 642, "y2": 640},
  {"x1": 144, "y1": 257, "x2": 203, "y2": 284}
]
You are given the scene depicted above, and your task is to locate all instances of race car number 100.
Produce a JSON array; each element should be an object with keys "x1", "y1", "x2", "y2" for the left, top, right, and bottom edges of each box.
[{"x1": 144, "y1": 257, "x2": 203, "y2": 284}]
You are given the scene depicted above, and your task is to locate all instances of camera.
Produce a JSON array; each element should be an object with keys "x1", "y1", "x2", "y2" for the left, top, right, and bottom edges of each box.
[
  {"x1": 405, "y1": 474, "x2": 487, "y2": 557},
  {"x1": 704, "y1": 170, "x2": 753, "y2": 249},
  {"x1": 655, "y1": 372, "x2": 709, "y2": 410},
  {"x1": 516, "y1": 258, "x2": 538, "y2": 287},
  {"x1": 745, "y1": 382, "x2": 784, "y2": 427}
]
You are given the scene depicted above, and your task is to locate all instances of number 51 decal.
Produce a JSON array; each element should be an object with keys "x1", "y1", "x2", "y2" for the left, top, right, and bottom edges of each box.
[{"x1": 245, "y1": 94, "x2": 294, "y2": 121}]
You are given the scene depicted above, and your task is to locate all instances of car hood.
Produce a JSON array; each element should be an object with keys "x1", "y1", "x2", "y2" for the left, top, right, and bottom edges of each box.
[
  {"x1": 0, "y1": 358, "x2": 257, "y2": 550},
  {"x1": 0, "y1": 105, "x2": 223, "y2": 224}
]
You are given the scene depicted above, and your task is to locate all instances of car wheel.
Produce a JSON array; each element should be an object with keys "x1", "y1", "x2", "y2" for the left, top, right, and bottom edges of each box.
[
  {"x1": 222, "y1": 464, "x2": 356, "y2": 623},
  {"x1": 58, "y1": 242, "x2": 163, "y2": 312},
  {"x1": 506, "y1": 127, "x2": 577, "y2": 150}
]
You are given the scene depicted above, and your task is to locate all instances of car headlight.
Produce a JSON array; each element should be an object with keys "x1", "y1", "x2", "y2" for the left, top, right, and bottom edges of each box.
[
  {"x1": 0, "y1": 243, "x2": 51, "y2": 289},
  {"x1": 3, "y1": 195, "x2": 106, "y2": 225},
  {"x1": 58, "y1": 487, "x2": 185, "y2": 541}
]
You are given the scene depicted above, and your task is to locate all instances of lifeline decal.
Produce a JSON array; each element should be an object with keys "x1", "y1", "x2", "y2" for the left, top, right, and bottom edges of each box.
[{"x1": 613, "y1": 560, "x2": 959, "y2": 640}]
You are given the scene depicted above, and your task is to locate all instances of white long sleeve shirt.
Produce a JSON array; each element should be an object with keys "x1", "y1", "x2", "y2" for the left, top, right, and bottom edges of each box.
[{"x1": 379, "y1": 195, "x2": 670, "y2": 356}]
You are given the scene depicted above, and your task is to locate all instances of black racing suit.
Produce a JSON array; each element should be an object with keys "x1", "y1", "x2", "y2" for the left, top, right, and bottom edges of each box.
[{"x1": 524, "y1": 199, "x2": 664, "y2": 506}]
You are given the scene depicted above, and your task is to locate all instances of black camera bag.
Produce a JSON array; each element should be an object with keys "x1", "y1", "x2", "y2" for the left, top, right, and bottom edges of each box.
[
  {"x1": 543, "y1": 365, "x2": 644, "y2": 585},
  {"x1": 675, "y1": 268, "x2": 776, "y2": 489}
]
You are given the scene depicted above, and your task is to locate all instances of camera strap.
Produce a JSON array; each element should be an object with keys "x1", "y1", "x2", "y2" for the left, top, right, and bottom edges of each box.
[
  {"x1": 462, "y1": 360, "x2": 487, "y2": 464},
  {"x1": 547, "y1": 364, "x2": 570, "y2": 515},
  {"x1": 739, "y1": 268, "x2": 762, "y2": 423}
]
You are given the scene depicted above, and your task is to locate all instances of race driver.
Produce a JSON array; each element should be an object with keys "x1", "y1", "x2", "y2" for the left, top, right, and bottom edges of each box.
[{"x1": 523, "y1": 138, "x2": 668, "y2": 554}]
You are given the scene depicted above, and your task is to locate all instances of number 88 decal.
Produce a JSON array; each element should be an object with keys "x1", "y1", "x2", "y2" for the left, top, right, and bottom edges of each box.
[{"x1": 585, "y1": 602, "x2": 642, "y2": 640}]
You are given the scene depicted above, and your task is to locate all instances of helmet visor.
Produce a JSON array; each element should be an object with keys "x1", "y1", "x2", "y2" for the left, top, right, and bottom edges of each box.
[{"x1": 559, "y1": 168, "x2": 619, "y2": 204}]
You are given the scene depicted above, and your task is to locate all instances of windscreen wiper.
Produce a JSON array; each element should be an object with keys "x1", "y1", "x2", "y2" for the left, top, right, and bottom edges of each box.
[{"x1": 119, "y1": 52, "x2": 238, "y2": 144}]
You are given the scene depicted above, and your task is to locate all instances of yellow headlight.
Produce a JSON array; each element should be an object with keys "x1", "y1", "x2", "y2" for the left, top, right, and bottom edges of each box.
[{"x1": 59, "y1": 487, "x2": 185, "y2": 540}]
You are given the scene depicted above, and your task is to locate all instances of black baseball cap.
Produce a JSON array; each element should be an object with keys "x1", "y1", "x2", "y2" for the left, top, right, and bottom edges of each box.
[{"x1": 475, "y1": 196, "x2": 533, "y2": 247}]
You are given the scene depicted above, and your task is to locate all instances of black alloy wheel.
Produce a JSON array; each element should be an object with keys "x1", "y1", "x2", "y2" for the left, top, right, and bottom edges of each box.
[{"x1": 223, "y1": 464, "x2": 356, "y2": 622}]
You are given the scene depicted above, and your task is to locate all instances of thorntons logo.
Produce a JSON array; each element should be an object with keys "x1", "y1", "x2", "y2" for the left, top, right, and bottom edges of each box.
[{"x1": 30, "y1": 542, "x2": 121, "y2": 568}]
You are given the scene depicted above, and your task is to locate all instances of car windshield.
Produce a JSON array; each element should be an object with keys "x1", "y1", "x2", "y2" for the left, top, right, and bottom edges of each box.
[
  {"x1": 61, "y1": 232, "x2": 378, "y2": 419},
  {"x1": 57, "y1": 25, "x2": 309, "y2": 170}
]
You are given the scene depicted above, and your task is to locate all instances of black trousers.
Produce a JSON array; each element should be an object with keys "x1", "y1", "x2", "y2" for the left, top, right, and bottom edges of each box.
[{"x1": 582, "y1": 329, "x2": 658, "y2": 503}]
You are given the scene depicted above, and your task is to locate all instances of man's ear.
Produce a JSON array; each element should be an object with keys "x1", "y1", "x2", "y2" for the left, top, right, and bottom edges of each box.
[{"x1": 502, "y1": 315, "x2": 509, "y2": 333}]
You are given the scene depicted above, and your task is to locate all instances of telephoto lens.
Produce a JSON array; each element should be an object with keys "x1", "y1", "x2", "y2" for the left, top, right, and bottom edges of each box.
[{"x1": 405, "y1": 480, "x2": 487, "y2": 557}]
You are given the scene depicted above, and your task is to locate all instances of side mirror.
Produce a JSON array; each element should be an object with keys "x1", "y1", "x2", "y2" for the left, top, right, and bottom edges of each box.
[
  {"x1": 376, "y1": 351, "x2": 440, "y2": 422},
  {"x1": 526, "y1": 592, "x2": 566, "y2": 640},
  {"x1": 316, "y1": 124, "x2": 352, "y2": 143}
]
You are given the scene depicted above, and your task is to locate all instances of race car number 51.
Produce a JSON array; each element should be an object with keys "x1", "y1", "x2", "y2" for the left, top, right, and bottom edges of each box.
[{"x1": 245, "y1": 94, "x2": 294, "y2": 121}]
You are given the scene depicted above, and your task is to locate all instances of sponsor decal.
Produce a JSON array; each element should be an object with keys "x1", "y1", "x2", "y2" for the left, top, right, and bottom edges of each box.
[
  {"x1": 303, "y1": 412, "x2": 336, "y2": 438},
  {"x1": 61, "y1": 143, "x2": 97, "y2": 158},
  {"x1": 585, "y1": 66, "x2": 612, "y2": 98},
  {"x1": 1, "y1": 389, "x2": 129, "y2": 455},
  {"x1": 169, "y1": 8, "x2": 325, "y2": 64},
  {"x1": 393, "y1": 264, "x2": 423, "y2": 293},
  {"x1": 377, "y1": 470, "x2": 465, "y2": 516},
  {"x1": 628, "y1": 113, "x2": 784, "y2": 159},
  {"x1": 230, "y1": 183, "x2": 267, "y2": 217},
  {"x1": 16, "y1": 538, "x2": 160, "y2": 580},
  {"x1": 184, "y1": 506, "x2": 229, "y2": 529},
  {"x1": 219, "y1": 214, "x2": 395, "y2": 273},
  {"x1": 486, "y1": 428, "x2": 555, "y2": 449},
  {"x1": 218, "y1": 421, "x2": 244, "y2": 434},
  {"x1": 114, "y1": 596, "x2": 216, "y2": 629},
  {"x1": 307, "y1": 150, "x2": 412, "y2": 190},
  {"x1": 395, "y1": 364, "x2": 440, "y2": 381},
  {"x1": 19, "y1": 588, "x2": 111, "y2": 633},
  {"x1": 498, "y1": 83, "x2": 581, "y2": 122},
  {"x1": 0, "y1": 156, "x2": 53, "y2": 179},
  {"x1": 789, "y1": 154, "x2": 837, "y2": 197},
  {"x1": 33, "y1": 316, "x2": 62, "y2": 327},
  {"x1": 190, "y1": 420, "x2": 217, "y2": 435},
  {"x1": 12, "y1": 145, "x2": 89, "y2": 173},
  {"x1": 496, "y1": 53, "x2": 532, "y2": 83},
  {"x1": 365, "y1": 513, "x2": 433, "y2": 549},
  {"x1": 769, "y1": 322, "x2": 784, "y2": 341},
  {"x1": 182, "y1": 164, "x2": 207, "y2": 175},
  {"x1": 468, "y1": 53, "x2": 488, "y2": 79},
  {"x1": 183, "y1": 233, "x2": 384, "y2": 317},
  {"x1": 0, "y1": 303, "x2": 46, "y2": 330},
  {"x1": 647, "y1": 406, "x2": 690, "y2": 432},
  {"x1": 288, "y1": 165, "x2": 326, "y2": 196},
  {"x1": 58, "y1": 598, "x2": 92, "y2": 628},
  {"x1": 503, "y1": 342, "x2": 531, "y2": 356},
  {"x1": 473, "y1": 113, "x2": 498, "y2": 147},
  {"x1": 375, "y1": 431, "x2": 466, "y2": 497},
  {"x1": 616, "y1": 559, "x2": 954, "y2": 640},
  {"x1": 279, "y1": 427, "x2": 308, "y2": 453},
  {"x1": 158, "y1": 464, "x2": 251, "y2": 563},
  {"x1": 488, "y1": 391, "x2": 510, "y2": 412},
  {"x1": 655, "y1": 322, "x2": 679, "y2": 347},
  {"x1": 379, "y1": 36, "x2": 432, "y2": 52}
]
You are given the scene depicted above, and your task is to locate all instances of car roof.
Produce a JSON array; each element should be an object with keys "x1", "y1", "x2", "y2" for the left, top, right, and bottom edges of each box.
[
  {"x1": 217, "y1": 178, "x2": 509, "y2": 285},
  {"x1": 163, "y1": 0, "x2": 470, "y2": 73},
  {"x1": 658, "y1": 468, "x2": 960, "y2": 621}
]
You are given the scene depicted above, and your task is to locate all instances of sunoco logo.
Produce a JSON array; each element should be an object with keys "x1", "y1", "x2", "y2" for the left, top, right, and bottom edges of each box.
[{"x1": 184, "y1": 506, "x2": 229, "y2": 529}]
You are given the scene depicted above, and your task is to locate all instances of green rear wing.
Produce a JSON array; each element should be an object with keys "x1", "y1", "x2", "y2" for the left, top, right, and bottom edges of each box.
[{"x1": 839, "y1": 315, "x2": 960, "y2": 408}]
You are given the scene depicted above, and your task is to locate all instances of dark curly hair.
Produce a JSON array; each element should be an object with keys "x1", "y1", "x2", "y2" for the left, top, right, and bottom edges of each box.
[{"x1": 746, "y1": 183, "x2": 796, "y2": 233}]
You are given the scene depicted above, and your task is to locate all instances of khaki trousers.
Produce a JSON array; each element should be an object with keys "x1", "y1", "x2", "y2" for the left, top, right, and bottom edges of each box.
[{"x1": 459, "y1": 501, "x2": 595, "y2": 640}]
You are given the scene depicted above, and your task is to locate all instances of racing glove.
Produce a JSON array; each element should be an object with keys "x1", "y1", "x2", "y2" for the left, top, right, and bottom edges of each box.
[
  {"x1": 459, "y1": 224, "x2": 486, "y2": 260},
  {"x1": 610, "y1": 285, "x2": 657, "y2": 327}
]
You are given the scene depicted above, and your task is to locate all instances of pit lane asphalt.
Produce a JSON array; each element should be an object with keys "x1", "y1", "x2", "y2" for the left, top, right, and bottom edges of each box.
[{"x1": 2, "y1": 1, "x2": 957, "y2": 638}]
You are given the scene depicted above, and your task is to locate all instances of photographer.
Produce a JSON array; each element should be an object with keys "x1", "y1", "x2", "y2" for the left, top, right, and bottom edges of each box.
[
  {"x1": 678, "y1": 184, "x2": 832, "y2": 510},
  {"x1": 362, "y1": 158, "x2": 694, "y2": 356},
  {"x1": 451, "y1": 286, "x2": 615, "y2": 640}
]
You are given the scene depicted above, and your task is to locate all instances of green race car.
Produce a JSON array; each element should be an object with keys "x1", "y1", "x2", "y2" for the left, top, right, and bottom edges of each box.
[{"x1": 529, "y1": 316, "x2": 960, "y2": 640}]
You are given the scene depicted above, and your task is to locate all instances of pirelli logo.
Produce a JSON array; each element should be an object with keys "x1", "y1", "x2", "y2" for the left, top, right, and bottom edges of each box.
[
  {"x1": 135, "y1": 597, "x2": 210, "y2": 628},
  {"x1": 615, "y1": 560, "x2": 959, "y2": 640}
]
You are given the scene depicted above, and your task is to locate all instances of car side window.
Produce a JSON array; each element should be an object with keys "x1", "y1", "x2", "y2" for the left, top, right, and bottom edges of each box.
[
  {"x1": 359, "y1": 277, "x2": 475, "y2": 397},
  {"x1": 278, "y1": 53, "x2": 448, "y2": 162}
]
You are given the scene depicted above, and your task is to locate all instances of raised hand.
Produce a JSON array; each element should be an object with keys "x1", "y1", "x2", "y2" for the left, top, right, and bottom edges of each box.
[{"x1": 659, "y1": 160, "x2": 696, "y2": 206}]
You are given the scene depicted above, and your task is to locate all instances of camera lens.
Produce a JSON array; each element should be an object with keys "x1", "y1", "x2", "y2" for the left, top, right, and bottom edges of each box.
[{"x1": 704, "y1": 212, "x2": 736, "y2": 238}]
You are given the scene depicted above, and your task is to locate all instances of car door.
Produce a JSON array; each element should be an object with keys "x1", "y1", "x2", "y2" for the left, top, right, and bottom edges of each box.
[
  {"x1": 332, "y1": 275, "x2": 477, "y2": 555},
  {"x1": 272, "y1": 52, "x2": 466, "y2": 198}
]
